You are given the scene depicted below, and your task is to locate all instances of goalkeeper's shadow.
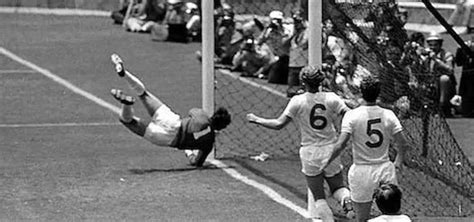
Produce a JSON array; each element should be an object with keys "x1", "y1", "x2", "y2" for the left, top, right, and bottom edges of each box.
[{"x1": 128, "y1": 164, "x2": 234, "y2": 174}]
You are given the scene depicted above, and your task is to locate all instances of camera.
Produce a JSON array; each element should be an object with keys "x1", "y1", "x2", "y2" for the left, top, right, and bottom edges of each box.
[
  {"x1": 241, "y1": 38, "x2": 255, "y2": 51},
  {"x1": 321, "y1": 63, "x2": 333, "y2": 73},
  {"x1": 220, "y1": 15, "x2": 234, "y2": 27},
  {"x1": 420, "y1": 48, "x2": 432, "y2": 56},
  {"x1": 268, "y1": 21, "x2": 279, "y2": 29}
]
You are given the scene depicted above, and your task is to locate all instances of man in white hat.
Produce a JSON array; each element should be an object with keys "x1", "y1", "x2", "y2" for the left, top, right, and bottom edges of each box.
[
  {"x1": 256, "y1": 10, "x2": 291, "y2": 84},
  {"x1": 422, "y1": 32, "x2": 456, "y2": 117}
]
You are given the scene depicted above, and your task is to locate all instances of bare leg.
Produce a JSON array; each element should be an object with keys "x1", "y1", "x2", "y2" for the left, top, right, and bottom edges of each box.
[
  {"x1": 110, "y1": 89, "x2": 149, "y2": 137},
  {"x1": 326, "y1": 172, "x2": 352, "y2": 214},
  {"x1": 138, "y1": 91, "x2": 165, "y2": 117},
  {"x1": 111, "y1": 54, "x2": 146, "y2": 96},
  {"x1": 111, "y1": 54, "x2": 165, "y2": 117}
]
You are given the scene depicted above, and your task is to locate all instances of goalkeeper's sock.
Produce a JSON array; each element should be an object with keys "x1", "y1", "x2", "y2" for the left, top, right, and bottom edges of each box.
[
  {"x1": 123, "y1": 71, "x2": 146, "y2": 96},
  {"x1": 120, "y1": 104, "x2": 134, "y2": 123}
]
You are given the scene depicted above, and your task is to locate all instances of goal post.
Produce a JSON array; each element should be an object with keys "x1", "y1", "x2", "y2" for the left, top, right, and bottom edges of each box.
[
  {"x1": 308, "y1": 0, "x2": 322, "y2": 67},
  {"x1": 202, "y1": 0, "x2": 215, "y2": 160},
  {"x1": 202, "y1": 0, "x2": 215, "y2": 115}
]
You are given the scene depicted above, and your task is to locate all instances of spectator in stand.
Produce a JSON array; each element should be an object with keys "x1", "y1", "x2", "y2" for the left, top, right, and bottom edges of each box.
[
  {"x1": 368, "y1": 183, "x2": 411, "y2": 222},
  {"x1": 111, "y1": 0, "x2": 131, "y2": 25},
  {"x1": 422, "y1": 32, "x2": 456, "y2": 117},
  {"x1": 401, "y1": 32, "x2": 426, "y2": 73},
  {"x1": 287, "y1": 8, "x2": 308, "y2": 98},
  {"x1": 123, "y1": 0, "x2": 167, "y2": 33},
  {"x1": 379, "y1": 42, "x2": 412, "y2": 116},
  {"x1": 162, "y1": 0, "x2": 189, "y2": 43},
  {"x1": 453, "y1": 37, "x2": 474, "y2": 117},
  {"x1": 231, "y1": 37, "x2": 271, "y2": 78},
  {"x1": 185, "y1": 2, "x2": 201, "y2": 42},
  {"x1": 256, "y1": 10, "x2": 291, "y2": 84},
  {"x1": 214, "y1": 3, "x2": 244, "y2": 65}
]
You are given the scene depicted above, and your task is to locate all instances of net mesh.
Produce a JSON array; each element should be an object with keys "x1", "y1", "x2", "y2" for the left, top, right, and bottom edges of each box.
[{"x1": 214, "y1": 0, "x2": 473, "y2": 218}]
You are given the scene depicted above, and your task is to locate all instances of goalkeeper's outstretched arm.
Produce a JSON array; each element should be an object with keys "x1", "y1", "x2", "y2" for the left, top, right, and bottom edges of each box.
[{"x1": 246, "y1": 113, "x2": 291, "y2": 130}]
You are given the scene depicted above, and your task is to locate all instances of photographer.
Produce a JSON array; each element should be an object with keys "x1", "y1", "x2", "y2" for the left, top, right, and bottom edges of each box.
[
  {"x1": 214, "y1": 3, "x2": 243, "y2": 65},
  {"x1": 256, "y1": 10, "x2": 291, "y2": 84},
  {"x1": 322, "y1": 55, "x2": 360, "y2": 109},
  {"x1": 422, "y1": 32, "x2": 456, "y2": 117},
  {"x1": 401, "y1": 32, "x2": 427, "y2": 74},
  {"x1": 231, "y1": 37, "x2": 271, "y2": 77},
  {"x1": 287, "y1": 8, "x2": 308, "y2": 98},
  {"x1": 453, "y1": 37, "x2": 474, "y2": 117}
]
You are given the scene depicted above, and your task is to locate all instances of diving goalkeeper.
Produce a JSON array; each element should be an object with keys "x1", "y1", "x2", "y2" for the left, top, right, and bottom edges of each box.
[{"x1": 109, "y1": 54, "x2": 231, "y2": 167}]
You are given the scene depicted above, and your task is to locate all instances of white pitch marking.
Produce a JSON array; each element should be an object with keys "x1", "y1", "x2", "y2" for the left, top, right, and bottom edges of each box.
[
  {"x1": 0, "y1": 69, "x2": 37, "y2": 74},
  {"x1": 210, "y1": 159, "x2": 309, "y2": 218},
  {"x1": 0, "y1": 47, "x2": 309, "y2": 219},
  {"x1": 0, "y1": 47, "x2": 121, "y2": 114},
  {"x1": 0, "y1": 7, "x2": 110, "y2": 17},
  {"x1": 0, "y1": 122, "x2": 120, "y2": 128},
  {"x1": 218, "y1": 69, "x2": 287, "y2": 98}
]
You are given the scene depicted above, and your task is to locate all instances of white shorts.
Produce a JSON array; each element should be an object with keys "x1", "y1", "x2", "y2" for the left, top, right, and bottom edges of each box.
[
  {"x1": 144, "y1": 105, "x2": 181, "y2": 146},
  {"x1": 300, "y1": 143, "x2": 343, "y2": 177},
  {"x1": 348, "y1": 161, "x2": 398, "y2": 203}
]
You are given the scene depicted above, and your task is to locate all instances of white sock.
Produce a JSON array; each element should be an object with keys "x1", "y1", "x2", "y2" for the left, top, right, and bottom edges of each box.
[
  {"x1": 123, "y1": 71, "x2": 146, "y2": 96},
  {"x1": 314, "y1": 199, "x2": 334, "y2": 222},
  {"x1": 307, "y1": 189, "x2": 334, "y2": 222}
]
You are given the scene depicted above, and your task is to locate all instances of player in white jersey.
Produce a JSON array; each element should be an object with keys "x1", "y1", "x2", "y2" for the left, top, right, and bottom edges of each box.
[
  {"x1": 326, "y1": 76, "x2": 410, "y2": 222},
  {"x1": 247, "y1": 66, "x2": 353, "y2": 221}
]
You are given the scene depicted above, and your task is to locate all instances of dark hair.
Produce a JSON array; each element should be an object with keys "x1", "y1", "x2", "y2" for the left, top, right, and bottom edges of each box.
[
  {"x1": 210, "y1": 107, "x2": 231, "y2": 130},
  {"x1": 373, "y1": 183, "x2": 402, "y2": 215},
  {"x1": 360, "y1": 76, "x2": 380, "y2": 102},
  {"x1": 299, "y1": 65, "x2": 325, "y2": 89},
  {"x1": 410, "y1": 32, "x2": 424, "y2": 43}
]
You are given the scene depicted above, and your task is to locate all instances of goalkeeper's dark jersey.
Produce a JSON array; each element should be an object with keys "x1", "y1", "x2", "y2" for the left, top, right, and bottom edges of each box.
[{"x1": 170, "y1": 108, "x2": 215, "y2": 150}]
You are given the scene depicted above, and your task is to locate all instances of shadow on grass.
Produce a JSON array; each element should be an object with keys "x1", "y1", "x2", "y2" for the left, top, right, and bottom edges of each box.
[{"x1": 128, "y1": 164, "x2": 230, "y2": 174}]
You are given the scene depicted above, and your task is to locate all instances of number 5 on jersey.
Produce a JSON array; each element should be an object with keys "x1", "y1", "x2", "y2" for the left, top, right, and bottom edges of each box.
[{"x1": 366, "y1": 118, "x2": 384, "y2": 148}]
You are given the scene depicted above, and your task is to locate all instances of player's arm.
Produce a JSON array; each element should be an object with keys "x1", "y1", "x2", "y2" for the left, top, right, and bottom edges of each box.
[
  {"x1": 326, "y1": 132, "x2": 351, "y2": 166},
  {"x1": 393, "y1": 131, "x2": 410, "y2": 169},
  {"x1": 246, "y1": 113, "x2": 292, "y2": 130}
]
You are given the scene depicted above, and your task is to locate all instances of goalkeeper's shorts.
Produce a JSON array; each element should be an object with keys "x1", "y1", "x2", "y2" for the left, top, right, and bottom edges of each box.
[
  {"x1": 299, "y1": 143, "x2": 342, "y2": 177},
  {"x1": 144, "y1": 105, "x2": 181, "y2": 146},
  {"x1": 348, "y1": 161, "x2": 398, "y2": 203}
]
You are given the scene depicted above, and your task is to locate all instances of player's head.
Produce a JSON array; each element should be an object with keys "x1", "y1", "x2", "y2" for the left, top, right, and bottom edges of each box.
[
  {"x1": 299, "y1": 65, "x2": 325, "y2": 91},
  {"x1": 373, "y1": 183, "x2": 402, "y2": 215},
  {"x1": 210, "y1": 107, "x2": 231, "y2": 131},
  {"x1": 360, "y1": 76, "x2": 380, "y2": 103}
]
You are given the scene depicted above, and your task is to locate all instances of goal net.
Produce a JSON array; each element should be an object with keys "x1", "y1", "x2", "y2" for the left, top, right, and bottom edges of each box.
[{"x1": 212, "y1": 0, "x2": 473, "y2": 217}]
